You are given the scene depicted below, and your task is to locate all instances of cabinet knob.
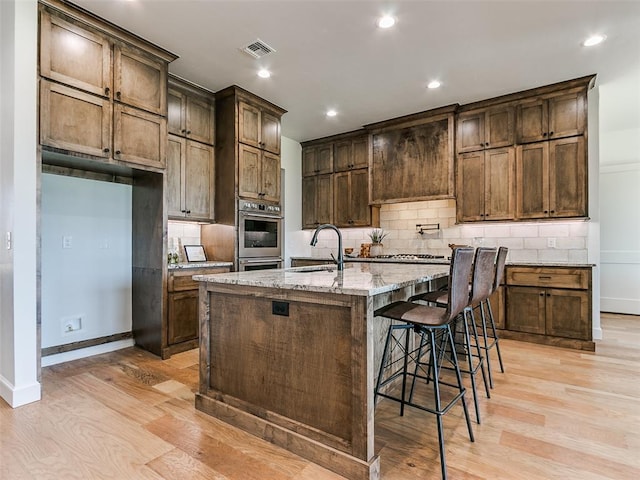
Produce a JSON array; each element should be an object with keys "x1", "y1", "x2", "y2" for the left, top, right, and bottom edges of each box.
[
  {"x1": 544, "y1": 210, "x2": 548, "y2": 214},
  {"x1": 550, "y1": 210, "x2": 555, "y2": 214},
  {"x1": 103, "y1": 148, "x2": 110, "y2": 153},
  {"x1": 115, "y1": 150, "x2": 121, "y2": 155},
  {"x1": 181, "y1": 209, "x2": 186, "y2": 213},
  {"x1": 485, "y1": 142, "x2": 489, "y2": 147},
  {"x1": 116, "y1": 91, "x2": 121, "y2": 99},
  {"x1": 181, "y1": 129, "x2": 187, "y2": 134},
  {"x1": 549, "y1": 131, "x2": 554, "y2": 136},
  {"x1": 539, "y1": 292, "x2": 545, "y2": 296},
  {"x1": 186, "y1": 130, "x2": 191, "y2": 135},
  {"x1": 104, "y1": 87, "x2": 110, "y2": 96},
  {"x1": 543, "y1": 132, "x2": 548, "y2": 137},
  {"x1": 186, "y1": 210, "x2": 191, "y2": 214},
  {"x1": 546, "y1": 293, "x2": 551, "y2": 297}
]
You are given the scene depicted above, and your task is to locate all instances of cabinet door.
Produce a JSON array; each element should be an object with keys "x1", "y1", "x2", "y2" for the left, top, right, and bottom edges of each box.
[
  {"x1": 548, "y1": 92, "x2": 585, "y2": 140},
  {"x1": 457, "y1": 111, "x2": 485, "y2": 153},
  {"x1": 186, "y1": 96, "x2": 215, "y2": 145},
  {"x1": 39, "y1": 11, "x2": 112, "y2": 98},
  {"x1": 261, "y1": 110, "x2": 281, "y2": 154},
  {"x1": 334, "y1": 140, "x2": 352, "y2": 172},
  {"x1": 302, "y1": 176, "x2": 318, "y2": 228},
  {"x1": 517, "y1": 98, "x2": 548, "y2": 144},
  {"x1": 261, "y1": 151, "x2": 281, "y2": 203},
  {"x1": 506, "y1": 286, "x2": 546, "y2": 334},
  {"x1": 549, "y1": 136, "x2": 586, "y2": 217},
  {"x1": 516, "y1": 142, "x2": 549, "y2": 219},
  {"x1": 167, "y1": 135, "x2": 186, "y2": 217},
  {"x1": 349, "y1": 168, "x2": 370, "y2": 226},
  {"x1": 485, "y1": 147, "x2": 515, "y2": 220},
  {"x1": 167, "y1": 87, "x2": 185, "y2": 136},
  {"x1": 456, "y1": 151, "x2": 485, "y2": 222},
  {"x1": 113, "y1": 104, "x2": 167, "y2": 169},
  {"x1": 302, "y1": 147, "x2": 318, "y2": 177},
  {"x1": 545, "y1": 289, "x2": 590, "y2": 340},
  {"x1": 40, "y1": 80, "x2": 111, "y2": 158},
  {"x1": 351, "y1": 136, "x2": 369, "y2": 169},
  {"x1": 238, "y1": 143, "x2": 261, "y2": 199},
  {"x1": 114, "y1": 45, "x2": 166, "y2": 115},
  {"x1": 184, "y1": 141, "x2": 215, "y2": 221},
  {"x1": 167, "y1": 291, "x2": 199, "y2": 345},
  {"x1": 485, "y1": 106, "x2": 514, "y2": 149},
  {"x1": 238, "y1": 101, "x2": 261, "y2": 148},
  {"x1": 316, "y1": 144, "x2": 334, "y2": 174},
  {"x1": 333, "y1": 172, "x2": 350, "y2": 226},
  {"x1": 316, "y1": 174, "x2": 334, "y2": 226}
]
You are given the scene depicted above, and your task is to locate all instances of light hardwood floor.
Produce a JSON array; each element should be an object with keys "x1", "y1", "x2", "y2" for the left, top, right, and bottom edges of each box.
[{"x1": 1, "y1": 313, "x2": 639, "y2": 479}]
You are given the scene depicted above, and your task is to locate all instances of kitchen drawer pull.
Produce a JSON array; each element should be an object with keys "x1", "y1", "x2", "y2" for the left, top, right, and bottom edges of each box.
[
  {"x1": 104, "y1": 87, "x2": 110, "y2": 96},
  {"x1": 538, "y1": 276, "x2": 552, "y2": 279}
]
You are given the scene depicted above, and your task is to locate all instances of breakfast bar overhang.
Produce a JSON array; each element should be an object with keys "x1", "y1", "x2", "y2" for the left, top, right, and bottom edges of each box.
[{"x1": 194, "y1": 263, "x2": 450, "y2": 480}]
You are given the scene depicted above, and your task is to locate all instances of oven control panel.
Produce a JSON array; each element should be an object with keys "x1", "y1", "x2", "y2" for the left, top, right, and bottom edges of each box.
[{"x1": 239, "y1": 200, "x2": 281, "y2": 215}]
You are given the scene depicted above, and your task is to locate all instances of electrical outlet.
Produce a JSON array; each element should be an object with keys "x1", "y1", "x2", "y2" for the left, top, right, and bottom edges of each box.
[
  {"x1": 62, "y1": 236, "x2": 73, "y2": 249},
  {"x1": 62, "y1": 316, "x2": 82, "y2": 333},
  {"x1": 547, "y1": 237, "x2": 556, "y2": 248},
  {"x1": 5, "y1": 232, "x2": 11, "y2": 250}
]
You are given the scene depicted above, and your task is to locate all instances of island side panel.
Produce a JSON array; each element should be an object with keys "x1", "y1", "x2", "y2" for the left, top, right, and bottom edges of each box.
[
  {"x1": 198, "y1": 281, "x2": 211, "y2": 394},
  {"x1": 209, "y1": 289, "x2": 353, "y2": 443}
]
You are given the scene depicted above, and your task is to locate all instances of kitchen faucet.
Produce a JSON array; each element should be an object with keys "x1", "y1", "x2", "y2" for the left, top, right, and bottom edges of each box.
[{"x1": 310, "y1": 224, "x2": 344, "y2": 271}]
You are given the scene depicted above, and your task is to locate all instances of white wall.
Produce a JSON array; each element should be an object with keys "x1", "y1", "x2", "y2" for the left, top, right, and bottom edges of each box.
[
  {"x1": 40, "y1": 174, "x2": 132, "y2": 351},
  {"x1": 0, "y1": 0, "x2": 40, "y2": 407},
  {"x1": 281, "y1": 136, "x2": 307, "y2": 267},
  {"x1": 598, "y1": 66, "x2": 640, "y2": 315}
]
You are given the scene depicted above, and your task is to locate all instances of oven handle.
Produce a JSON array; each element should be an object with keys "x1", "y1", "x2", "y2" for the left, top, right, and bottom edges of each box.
[{"x1": 239, "y1": 211, "x2": 283, "y2": 220}]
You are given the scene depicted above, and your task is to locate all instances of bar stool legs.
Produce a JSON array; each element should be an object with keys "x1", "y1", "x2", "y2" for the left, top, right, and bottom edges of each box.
[{"x1": 479, "y1": 298, "x2": 505, "y2": 388}]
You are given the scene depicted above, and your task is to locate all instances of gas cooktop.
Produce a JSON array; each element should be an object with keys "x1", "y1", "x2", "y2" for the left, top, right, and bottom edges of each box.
[{"x1": 373, "y1": 253, "x2": 446, "y2": 259}]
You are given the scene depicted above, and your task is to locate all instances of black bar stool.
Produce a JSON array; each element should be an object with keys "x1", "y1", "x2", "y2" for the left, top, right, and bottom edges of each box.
[
  {"x1": 374, "y1": 247, "x2": 475, "y2": 480},
  {"x1": 409, "y1": 247, "x2": 495, "y2": 424},
  {"x1": 478, "y1": 246, "x2": 508, "y2": 387}
]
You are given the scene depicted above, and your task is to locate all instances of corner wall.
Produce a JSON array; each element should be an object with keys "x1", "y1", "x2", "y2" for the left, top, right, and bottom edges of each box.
[{"x1": 0, "y1": 0, "x2": 41, "y2": 407}]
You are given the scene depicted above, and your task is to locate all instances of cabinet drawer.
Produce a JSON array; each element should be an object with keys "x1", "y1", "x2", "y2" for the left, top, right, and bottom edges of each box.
[
  {"x1": 168, "y1": 267, "x2": 230, "y2": 292},
  {"x1": 506, "y1": 267, "x2": 589, "y2": 289}
]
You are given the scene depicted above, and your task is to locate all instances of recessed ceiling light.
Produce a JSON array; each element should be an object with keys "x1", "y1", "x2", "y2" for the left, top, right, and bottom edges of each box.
[
  {"x1": 377, "y1": 15, "x2": 396, "y2": 29},
  {"x1": 583, "y1": 34, "x2": 606, "y2": 47},
  {"x1": 257, "y1": 68, "x2": 271, "y2": 78},
  {"x1": 427, "y1": 80, "x2": 441, "y2": 89},
  {"x1": 326, "y1": 109, "x2": 337, "y2": 117}
]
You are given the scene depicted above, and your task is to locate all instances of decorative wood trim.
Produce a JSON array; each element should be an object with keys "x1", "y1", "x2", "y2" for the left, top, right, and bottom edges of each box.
[
  {"x1": 41, "y1": 331, "x2": 133, "y2": 356},
  {"x1": 214, "y1": 85, "x2": 287, "y2": 116},
  {"x1": 39, "y1": 0, "x2": 178, "y2": 63},
  {"x1": 364, "y1": 104, "x2": 458, "y2": 133},
  {"x1": 301, "y1": 129, "x2": 368, "y2": 148},
  {"x1": 42, "y1": 163, "x2": 133, "y2": 185},
  {"x1": 195, "y1": 394, "x2": 381, "y2": 480}
]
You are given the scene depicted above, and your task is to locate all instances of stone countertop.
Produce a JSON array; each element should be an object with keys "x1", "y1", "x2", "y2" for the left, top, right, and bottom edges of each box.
[
  {"x1": 194, "y1": 262, "x2": 450, "y2": 297},
  {"x1": 290, "y1": 257, "x2": 595, "y2": 268},
  {"x1": 168, "y1": 261, "x2": 233, "y2": 270}
]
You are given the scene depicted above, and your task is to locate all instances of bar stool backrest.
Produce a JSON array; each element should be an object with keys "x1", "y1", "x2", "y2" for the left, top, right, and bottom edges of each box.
[
  {"x1": 446, "y1": 247, "x2": 475, "y2": 321},
  {"x1": 492, "y1": 247, "x2": 509, "y2": 294},
  {"x1": 470, "y1": 247, "x2": 498, "y2": 305}
]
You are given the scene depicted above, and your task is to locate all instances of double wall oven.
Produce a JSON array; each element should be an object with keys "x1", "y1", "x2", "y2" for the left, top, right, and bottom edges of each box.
[{"x1": 237, "y1": 200, "x2": 283, "y2": 271}]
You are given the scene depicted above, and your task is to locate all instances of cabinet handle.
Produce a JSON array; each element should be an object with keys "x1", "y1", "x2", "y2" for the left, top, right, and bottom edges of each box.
[
  {"x1": 181, "y1": 209, "x2": 186, "y2": 213},
  {"x1": 549, "y1": 131, "x2": 554, "y2": 136},
  {"x1": 539, "y1": 292, "x2": 545, "y2": 296},
  {"x1": 103, "y1": 148, "x2": 110, "y2": 153},
  {"x1": 116, "y1": 91, "x2": 121, "y2": 99},
  {"x1": 546, "y1": 293, "x2": 551, "y2": 297},
  {"x1": 550, "y1": 210, "x2": 555, "y2": 214},
  {"x1": 186, "y1": 210, "x2": 191, "y2": 214},
  {"x1": 544, "y1": 210, "x2": 548, "y2": 214},
  {"x1": 115, "y1": 150, "x2": 121, "y2": 155},
  {"x1": 538, "y1": 276, "x2": 552, "y2": 279},
  {"x1": 485, "y1": 142, "x2": 489, "y2": 147},
  {"x1": 186, "y1": 130, "x2": 191, "y2": 135},
  {"x1": 104, "y1": 87, "x2": 110, "y2": 96},
  {"x1": 543, "y1": 132, "x2": 548, "y2": 137},
  {"x1": 181, "y1": 129, "x2": 187, "y2": 134}
]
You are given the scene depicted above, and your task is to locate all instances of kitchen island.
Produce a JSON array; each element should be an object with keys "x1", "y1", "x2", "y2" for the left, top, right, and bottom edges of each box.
[{"x1": 193, "y1": 263, "x2": 450, "y2": 480}]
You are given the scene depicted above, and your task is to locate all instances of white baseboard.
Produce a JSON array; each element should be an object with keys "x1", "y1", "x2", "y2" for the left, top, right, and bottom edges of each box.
[
  {"x1": 0, "y1": 375, "x2": 41, "y2": 408},
  {"x1": 600, "y1": 297, "x2": 640, "y2": 316},
  {"x1": 41, "y1": 338, "x2": 135, "y2": 367}
]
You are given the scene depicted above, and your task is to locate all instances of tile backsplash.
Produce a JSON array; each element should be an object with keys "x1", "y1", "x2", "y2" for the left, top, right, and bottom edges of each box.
[
  {"x1": 168, "y1": 221, "x2": 202, "y2": 262},
  {"x1": 304, "y1": 199, "x2": 589, "y2": 264}
]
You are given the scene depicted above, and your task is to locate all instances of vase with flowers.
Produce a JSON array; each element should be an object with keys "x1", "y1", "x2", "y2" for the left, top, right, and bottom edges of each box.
[{"x1": 368, "y1": 228, "x2": 388, "y2": 257}]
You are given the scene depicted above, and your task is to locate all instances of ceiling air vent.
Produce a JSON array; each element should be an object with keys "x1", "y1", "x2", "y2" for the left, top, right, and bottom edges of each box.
[{"x1": 241, "y1": 39, "x2": 276, "y2": 59}]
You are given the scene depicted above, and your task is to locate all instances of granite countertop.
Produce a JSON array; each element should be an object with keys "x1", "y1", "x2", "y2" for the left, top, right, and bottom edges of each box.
[
  {"x1": 194, "y1": 262, "x2": 450, "y2": 297},
  {"x1": 290, "y1": 257, "x2": 594, "y2": 268},
  {"x1": 168, "y1": 261, "x2": 233, "y2": 270}
]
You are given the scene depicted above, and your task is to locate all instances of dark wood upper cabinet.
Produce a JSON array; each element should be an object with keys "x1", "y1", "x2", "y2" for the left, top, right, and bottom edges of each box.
[
  {"x1": 334, "y1": 168, "x2": 370, "y2": 227},
  {"x1": 239, "y1": 100, "x2": 281, "y2": 155},
  {"x1": 368, "y1": 106, "x2": 456, "y2": 204},
  {"x1": 302, "y1": 143, "x2": 333, "y2": 177},
  {"x1": 334, "y1": 134, "x2": 368, "y2": 172},
  {"x1": 168, "y1": 76, "x2": 215, "y2": 145},
  {"x1": 517, "y1": 91, "x2": 585, "y2": 144},
  {"x1": 302, "y1": 174, "x2": 333, "y2": 229},
  {"x1": 457, "y1": 105, "x2": 514, "y2": 153}
]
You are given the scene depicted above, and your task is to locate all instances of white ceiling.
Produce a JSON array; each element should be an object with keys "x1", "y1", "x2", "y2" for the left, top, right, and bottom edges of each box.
[{"x1": 74, "y1": 0, "x2": 640, "y2": 143}]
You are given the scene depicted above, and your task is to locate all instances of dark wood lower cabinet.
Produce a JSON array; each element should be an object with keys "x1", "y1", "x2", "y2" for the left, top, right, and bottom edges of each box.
[
  {"x1": 165, "y1": 265, "x2": 230, "y2": 358},
  {"x1": 503, "y1": 265, "x2": 594, "y2": 351}
]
